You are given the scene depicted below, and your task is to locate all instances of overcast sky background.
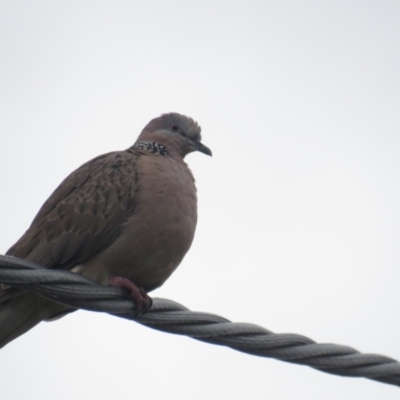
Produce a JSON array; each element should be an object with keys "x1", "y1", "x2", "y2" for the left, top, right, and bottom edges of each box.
[{"x1": 1, "y1": 1, "x2": 400, "y2": 399}]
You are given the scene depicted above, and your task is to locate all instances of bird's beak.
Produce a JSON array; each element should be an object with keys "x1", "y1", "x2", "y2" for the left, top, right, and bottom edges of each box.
[{"x1": 191, "y1": 140, "x2": 212, "y2": 156}]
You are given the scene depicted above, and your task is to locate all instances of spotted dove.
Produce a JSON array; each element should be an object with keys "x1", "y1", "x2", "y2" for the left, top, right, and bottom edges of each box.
[{"x1": 0, "y1": 113, "x2": 211, "y2": 348}]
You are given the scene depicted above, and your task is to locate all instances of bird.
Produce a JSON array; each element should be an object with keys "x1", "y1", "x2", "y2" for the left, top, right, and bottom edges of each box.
[{"x1": 0, "y1": 112, "x2": 211, "y2": 348}]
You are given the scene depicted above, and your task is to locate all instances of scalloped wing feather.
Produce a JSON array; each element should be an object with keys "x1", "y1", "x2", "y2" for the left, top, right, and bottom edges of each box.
[{"x1": 6, "y1": 151, "x2": 140, "y2": 270}]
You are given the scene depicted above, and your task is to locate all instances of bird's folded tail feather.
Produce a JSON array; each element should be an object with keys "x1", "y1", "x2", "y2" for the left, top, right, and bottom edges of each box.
[{"x1": 0, "y1": 293, "x2": 67, "y2": 349}]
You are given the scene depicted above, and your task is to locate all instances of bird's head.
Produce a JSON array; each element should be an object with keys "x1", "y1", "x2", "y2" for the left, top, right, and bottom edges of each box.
[{"x1": 137, "y1": 113, "x2": 212, "y2": 158}]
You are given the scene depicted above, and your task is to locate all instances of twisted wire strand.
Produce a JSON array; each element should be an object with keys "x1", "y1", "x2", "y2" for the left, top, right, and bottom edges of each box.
[{"x1": 0, "y1": 255, "x2": 399, "y2": 387}]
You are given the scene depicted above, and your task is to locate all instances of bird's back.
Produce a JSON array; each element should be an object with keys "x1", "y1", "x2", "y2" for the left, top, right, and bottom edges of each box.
[{"x1": 6, "y1": 151, "x2": 140, "y2": 271}]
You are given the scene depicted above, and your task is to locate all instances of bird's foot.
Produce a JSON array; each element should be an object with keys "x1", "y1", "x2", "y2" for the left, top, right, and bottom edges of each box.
[{"x1": 108, "y1": 276, "x2": 152, "y2": 316}]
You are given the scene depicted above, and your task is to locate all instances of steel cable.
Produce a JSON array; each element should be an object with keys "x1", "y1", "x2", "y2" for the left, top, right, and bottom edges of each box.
[{"x1": 0, "y1": 254, "x2": 399, "y2": 387}]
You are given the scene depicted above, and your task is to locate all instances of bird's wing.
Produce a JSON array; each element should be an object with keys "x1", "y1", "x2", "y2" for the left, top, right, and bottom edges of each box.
[{"x1": 6, "y1": 150, "x2": 140, "y2": 269}]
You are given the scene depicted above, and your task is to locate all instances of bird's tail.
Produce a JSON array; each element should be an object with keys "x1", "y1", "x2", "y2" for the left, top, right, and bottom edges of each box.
[{"x1": 0, "y1": 293, "x2": 67, "y2": 349}]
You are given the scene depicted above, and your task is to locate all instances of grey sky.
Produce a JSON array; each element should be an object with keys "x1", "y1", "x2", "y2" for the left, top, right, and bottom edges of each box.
[{"x1": 1, "y1": 1, "x2": 400, "y2": 399}]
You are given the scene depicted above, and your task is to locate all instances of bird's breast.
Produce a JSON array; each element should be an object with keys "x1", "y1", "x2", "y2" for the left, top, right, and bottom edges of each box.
[{"x1": 80, "y1": 154, "x2": 198, "y2": 291}]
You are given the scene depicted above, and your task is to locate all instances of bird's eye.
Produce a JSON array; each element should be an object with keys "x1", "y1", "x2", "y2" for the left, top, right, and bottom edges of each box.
[{"x1": 170, "y1": 124, "x2": 179, "y2": 132}]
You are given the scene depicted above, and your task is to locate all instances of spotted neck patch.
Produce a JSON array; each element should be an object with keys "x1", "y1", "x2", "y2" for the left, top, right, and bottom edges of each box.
[{"x1": 131, "y1": 141, "x2": 170, "y2": 156}]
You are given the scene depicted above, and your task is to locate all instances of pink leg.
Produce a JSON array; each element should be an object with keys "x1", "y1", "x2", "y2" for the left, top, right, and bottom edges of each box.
[{"x1": 108, "y1": 276, "x2": 152, "y2": 316}]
